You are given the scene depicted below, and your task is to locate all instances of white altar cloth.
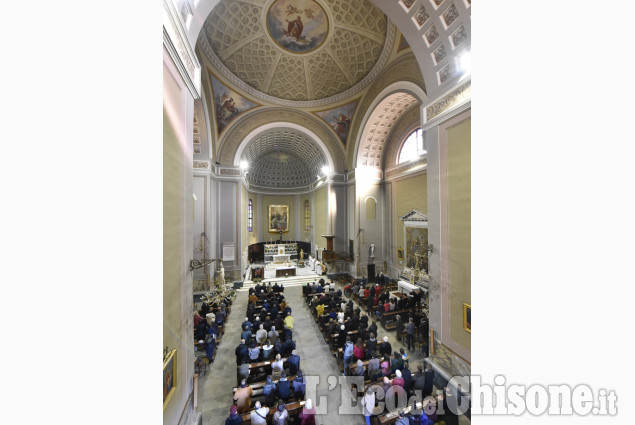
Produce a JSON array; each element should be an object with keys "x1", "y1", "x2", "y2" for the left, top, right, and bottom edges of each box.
[
  {"x1": 273, "y1": 254, "x2": 291, "y2": 263},
  {"x1": 398, "y1": 280, "x2": 428, "y2": 294}
]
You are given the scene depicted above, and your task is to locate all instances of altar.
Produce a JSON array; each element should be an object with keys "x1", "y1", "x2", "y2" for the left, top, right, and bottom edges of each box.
[
  {"x1": 273, "y1": 254, "x2": 291, "y2": 263},
  {"x1": 264, "y1": 243, "x2": 297, "y2": 264},
  {"x1": 398, "y1": 279, "x2": 428, "y2": 294},
  {"x1": 275, "y1": 267, "x2": 296, "y2": 277}
]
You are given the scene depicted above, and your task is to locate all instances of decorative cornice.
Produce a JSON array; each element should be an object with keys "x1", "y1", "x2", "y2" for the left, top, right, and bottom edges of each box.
[
  {"x1": 193, "y1": 160, "x2": 210, "y2": 170},
  {"x1": 424, "y1": 79, "x2": 471, "y2": 123},
  {"x1": 218, "y1": 168, "x2": 241, "y2": 176},
  {"x1": 329, "y1": 173, "x2": 346, "y2": 182},
  {"x1": 385, "y1": 156, "x2": 427, "y2": 179},
  {"x1": 163, "y1": 0, "x2": 201, "y2": 99},
  {"x1": 196, "y1": 21, "x2": 397, "y2": 108}
]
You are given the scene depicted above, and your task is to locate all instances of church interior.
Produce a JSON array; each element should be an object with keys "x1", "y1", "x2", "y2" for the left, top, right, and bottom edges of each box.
[{"x1": 164, "y1": 1, "x2": 471, "y2": 424}]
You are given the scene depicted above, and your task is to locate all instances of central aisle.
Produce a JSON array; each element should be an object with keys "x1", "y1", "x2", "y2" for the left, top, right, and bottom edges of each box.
[{"x1": 198, "y1": 284, "x2": 367, "y2": 425}]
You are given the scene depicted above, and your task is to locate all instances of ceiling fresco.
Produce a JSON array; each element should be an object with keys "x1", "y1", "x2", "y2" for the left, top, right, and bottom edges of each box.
[{"x1": 199, "y1": 0, "x2": 394, "y2": 104}]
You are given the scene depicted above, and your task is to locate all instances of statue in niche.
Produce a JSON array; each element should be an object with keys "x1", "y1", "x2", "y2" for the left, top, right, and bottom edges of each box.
[{"x1": 369, "y1": 243, "x2": 376, "y2": 263}]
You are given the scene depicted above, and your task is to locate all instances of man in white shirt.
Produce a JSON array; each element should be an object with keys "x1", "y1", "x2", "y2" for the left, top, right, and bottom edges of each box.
[{"x1": 250, "y1": 401, "x2": 269, "y2": 425}]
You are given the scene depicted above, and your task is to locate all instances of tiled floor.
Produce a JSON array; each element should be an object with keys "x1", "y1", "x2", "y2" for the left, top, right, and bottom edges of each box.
[{"x1": 196, "y1": 280, "x2": 470, "y2": 424}]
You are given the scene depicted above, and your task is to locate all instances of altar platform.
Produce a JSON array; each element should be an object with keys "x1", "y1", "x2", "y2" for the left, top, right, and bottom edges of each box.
[{"x1": 243, "y1": 262, "x2": 322, "y2": 287}]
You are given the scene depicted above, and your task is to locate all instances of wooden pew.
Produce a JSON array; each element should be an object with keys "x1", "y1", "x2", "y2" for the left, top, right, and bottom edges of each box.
[
  {"x1": 240, "y1": 400, "x2": 306, "y2": 425},
  {"x1": 380, "y1": 309, "x2": 413, "y2": 329},
  {"x1": 232, "y1": 375, "x2": 297, "y2": 396},
  {"x1": 329, "y1": 330, "x2": 358, "y2": 350}
]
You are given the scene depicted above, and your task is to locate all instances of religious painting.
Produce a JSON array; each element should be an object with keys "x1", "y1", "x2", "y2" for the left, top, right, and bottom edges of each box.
[
  {"x1": 209, "y1": 73, "x2": 259, "y2": 135},
  {"x1": 268, "y1": 204, "x2": 289, "y2": 233},
  {"x1": 463, "y1": 303, "x2": 471, "y2": 333},
  {"x1": 397, "y1": 247, "x2": 403, "y2": 261},
  {"x1": 266, "y1": 0, "x2": 329, "y2": 54},
  {"x1": 251, "y1": 266, "x2": 264, "y2": 281},
  {"x1": 405, "y1": 226, "x2": 428, "y2": 272},
  {"x1": 314, "y1": 99, "x2": 358, "y2": 146},
  {"x1": 163, "y1": 349, "x2": 176, "y2": 410}
]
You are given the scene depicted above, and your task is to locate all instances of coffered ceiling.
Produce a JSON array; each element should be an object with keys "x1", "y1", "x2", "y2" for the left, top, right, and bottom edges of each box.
[{"x1": 198, "y1": 0, "x2": 396, "y2": 106}]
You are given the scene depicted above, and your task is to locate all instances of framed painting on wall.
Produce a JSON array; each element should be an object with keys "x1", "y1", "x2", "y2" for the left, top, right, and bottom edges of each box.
[
  {"x1": 268, "y1": 204, "x2": 289, "y2": 233},
  {"x1": 463, "y1": 303, "x2": 471, "y2": 333},
  {"x1": 163, "y1": 349, "x2": 176, "y2": 410}
]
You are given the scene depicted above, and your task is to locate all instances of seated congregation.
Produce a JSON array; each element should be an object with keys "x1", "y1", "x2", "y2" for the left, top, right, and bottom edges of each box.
[{"x1": 229, "y1": 283, "x2": 317, "y2": 425}]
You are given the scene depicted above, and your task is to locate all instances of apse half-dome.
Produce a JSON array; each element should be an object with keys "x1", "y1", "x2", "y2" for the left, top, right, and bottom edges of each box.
[{"x1": 241, "y1": 128, "x2": 328, "y2": 188}]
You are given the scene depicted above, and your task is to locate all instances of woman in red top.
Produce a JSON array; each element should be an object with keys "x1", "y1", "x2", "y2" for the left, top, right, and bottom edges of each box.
[
  {"x1": 299, "y1": 398, "x2": 316, "y2": 425},
  {"x1": 383, "y1": 301, "x2": 390, "y2": 312},
  {"x1": 353, "y1": 338, "x2": 365, "y2": 361},
  {"x1": 364, "y1": 287, "x2": 370, "y2": 298},
  {"x1": 392, "y1": 369, "x2": 405, "y2": 388}
]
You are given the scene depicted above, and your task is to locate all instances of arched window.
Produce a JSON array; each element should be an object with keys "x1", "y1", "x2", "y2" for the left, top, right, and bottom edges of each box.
[
  {"x1": 304, "y1": 200, "x2": 310, "y2": 230},
  {"x1": 397, "y1": 128, "x2": 426, "y2": 164},
  {"x1": 248, "y1": 199, "x2": 253, "y2": 232}
]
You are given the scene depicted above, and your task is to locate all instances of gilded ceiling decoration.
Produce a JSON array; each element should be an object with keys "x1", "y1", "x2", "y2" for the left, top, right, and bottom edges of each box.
[{"x1": 198, "y1": 0, "x2": 396, "y2": 107}]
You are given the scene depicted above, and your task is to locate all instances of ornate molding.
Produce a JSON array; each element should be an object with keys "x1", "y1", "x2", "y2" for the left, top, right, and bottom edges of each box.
[
  {"x1": 193, "y1": 160, "x2": 210, "y2": 170},
  {"x1": 217, "y1": 108, "x2": 346, "y2": 171},
  {"x1": 218, "y1": 167, "x2": 241, "y2": 176},
  {"x1": 196, "y1": 20, "x2": 397, "y2": 108},
  {"x1": 424, "y1": 79, "x2": 471, "y2": 123}
]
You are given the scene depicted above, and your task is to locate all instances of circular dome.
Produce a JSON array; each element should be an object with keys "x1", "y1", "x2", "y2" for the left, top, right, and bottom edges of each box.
[
  {"x1": 241, "y1": 128, "x2": 328, "y2": 188},
  {"x1": 199, "y1": 0, "x2": 394, "y2": 105}
]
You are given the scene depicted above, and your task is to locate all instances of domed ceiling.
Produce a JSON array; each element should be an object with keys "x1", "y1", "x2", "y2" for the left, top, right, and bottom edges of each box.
[
  {"x1": 241, "y1": 128, "x2": 328, "y2": 188},
  {"x1": 199, "y1": 0, "x2": 396, "y2": 106}
]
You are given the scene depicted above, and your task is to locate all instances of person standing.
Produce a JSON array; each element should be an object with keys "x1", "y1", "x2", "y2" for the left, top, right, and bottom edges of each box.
[
  {"x1": 272, "y1": 401, "x2": 289, "y2": 425},
  {"x1": 423, "y1": 363, "x2": 435, "y2": 398},
  {"x1": 298, "y1": 399, "x2": 316, "y2": 425},
  {"x1": 343, "y1": 336, "x2": 354, "y2": 375},
  {"x1": 250, "y1": 401, "x2": 269, "y2": 425},
  {"x1": 406, "y1": 318, "x2": 416, "y2": 351},
  {"x1": 276, "y1": 372, "x2": 291, "y2": 402},
  {"x1": 235, "y1": 339, "x2": 249, "y2": 365},
  {"x1": 361, "y1": 386, "x2": 376, "y2": 425},
  {"x1": 287, "y1": 350, "x2": 301, "y2": 375},
  {"x1": 263, "y1": 375, "x2": 277, "y2": 407},
  {"x1": 256, "y1": 324, "x2": 268, "y2": 345},
  {"x1": 292, "y1": 370, "x2": 306, "y2": 400}
]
